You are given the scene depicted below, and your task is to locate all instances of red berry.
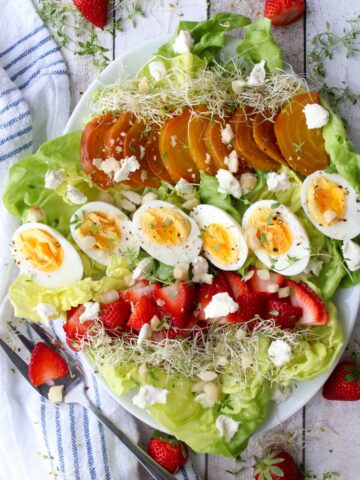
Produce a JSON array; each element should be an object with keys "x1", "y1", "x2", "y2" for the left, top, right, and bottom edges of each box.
[
  {"x1": 223, "y1": 271, "x2": 249, "y2": 300},
  {"x1": 29, "y1": 342, "x2": 69, "y2": 387},
  {"x1": 225, "y1": 292, "x2": 264, "y2": 325},
  {"x1": 121, "y1": 280, "x2": 159, "y2": 305},
  {"x1": 248, "y1": 270, "x2": 285, "y2": 295},
  {"x1": 264, "y1": 0, "x2": 305, "y2": 27},
  {"x1": 147, "y1": 431, "x2": 188, "y2": 474},
  {"x1": 127, "y1": 296, "x2": 159, "y2": 332},
  {"x1": 265, "y1": 299, "x2": 302, "y2": 330},
  {"x1": 255, "y1": 449, "x2": 302, "y2": 480},
  {"x1": 63, "y1": 305, "x2": 94, "y2": 349},
  {"x1": 323, "y1": 360, "x2": 360, "y2": 401},
  {"x1": 196, "y1": 274, "x2": 231, "y2": 320},
  {"x1": 286, "y1": 280, "x2": 328, "y2": 326},
  {"x1": 99, "y1": 299, "x2": 131, "y2": 335},
  {"x1": 152, "y1": 282, "x2": 196, "y2": 328},
  {"x1": 73, "y1": 0, "x2": 108, "y2": 28}
]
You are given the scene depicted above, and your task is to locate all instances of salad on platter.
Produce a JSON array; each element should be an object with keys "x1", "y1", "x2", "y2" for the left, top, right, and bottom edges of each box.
[{"x1": 3, "y1": 13, "x2": 360, "y2": 457}]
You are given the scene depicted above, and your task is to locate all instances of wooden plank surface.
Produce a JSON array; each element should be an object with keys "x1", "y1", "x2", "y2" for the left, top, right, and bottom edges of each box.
[{"x1": 62, "y1": 0, "x2": 360, "y2": 478}]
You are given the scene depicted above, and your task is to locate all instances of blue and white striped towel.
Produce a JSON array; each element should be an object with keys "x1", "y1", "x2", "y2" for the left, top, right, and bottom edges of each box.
[{"x1": 0, "y1": 1, "x2": 200, "y2": 479}]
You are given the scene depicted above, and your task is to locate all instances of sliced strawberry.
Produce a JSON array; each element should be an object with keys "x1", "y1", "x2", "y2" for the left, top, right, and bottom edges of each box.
[
  {"x1": 223, "y1": 272, "x2": 249, "y2": 300},
  {"x1": 121, "y1": 280, "x2": 159, "y2": 305},
  {"x1": 264, "y1": 0, "x2": 305, "y2": 27},
  {"x1": 29, "y1": 342, "x2": 69, "y2": 387},
  {"x1": 127, "y1": 296, "x2": 159, "y2": 332},
  {"x1": 73, "y1": 0, "x2": 109, "y2": 29},
  {"x1": 225, "y1": 292, "x2": 263, "y2": 325},
  {"x1": 152, "y1": 282, "x2": 196, "y2": 328},
  {"x1": 63, "y1": 305, "x2": 94, "y2": 349},
  {"x1": 248, "y1": 270, "x2": 285, "y2": 296},
  {"x1": 99, "y1": 299, "x2": 131, "y2": 336},
  {"x1": 286, "y1": 280, "x2": 329, "y2": 326},
  {"x1": 265, "y1": 299, "x2": 302, "y2": 330},
  {"x1": 196, "y1": 274, "x2": 231, "y2": 320}
]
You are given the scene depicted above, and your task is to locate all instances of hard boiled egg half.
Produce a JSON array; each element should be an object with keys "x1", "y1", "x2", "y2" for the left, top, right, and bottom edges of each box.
[
  {"x1": 191, "y1": 204, "x2": 248, "y2": 271},
  {"x1": 70, "y1": 201, "x2": 139, "y2": 266},
  {"x1": 242, "y1": 200, "x2": 310, "y2": 276},
  {"x1": 11, "y1": 222, "x2": 83, "y2": 288},
  {"x1": 301, "y1": 170, "x2": 360, "y2": 241},
  {"x1": 132, "y1": 200, "x2": 202, "y2": 266}
]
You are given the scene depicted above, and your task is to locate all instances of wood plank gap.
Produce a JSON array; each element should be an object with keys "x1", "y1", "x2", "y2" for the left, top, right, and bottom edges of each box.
[
  {"x1": 303, "y1": 1, "x2": 307, "y2": 75},
  {"x1": 112, "y1": 3, "x2": 116, "y2": 61},
  {"x1": 204, "y1": 454, "x2": 208, "y2": 480},
  {"x1": 302, "y1": 406, "x2": 306, "y2": 468},
  {"x1": 207, "y1": 0, "x2": 211, "y2": 19}
]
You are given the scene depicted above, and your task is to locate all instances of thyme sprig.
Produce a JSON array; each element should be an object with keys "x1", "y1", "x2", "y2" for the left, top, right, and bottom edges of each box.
[{"x1": 308, "y1": 16, "x2": 360, "y2": 107}]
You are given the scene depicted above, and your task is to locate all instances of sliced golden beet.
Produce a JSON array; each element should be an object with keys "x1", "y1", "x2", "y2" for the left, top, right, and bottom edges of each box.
[
  {"x1": 231, "y1": 108, "x2": 279, "y2": 172},
  {"x1": 204, "y1": 115, "x2": 249, "y2": 173},
  {"x1": 159, "y1": 108, "x2": 199, "y2": 183},
  {"x1": 104, "y1": 111, "x2": 135, "y2": 159},
  {"x1": 188, "y1": 106, "x2": 216, "y2": 175},
  {"x1": 145, "y1": 128, "x2": 173, "y2": 183},
  {"x1": 274, "y1": 91, "x2": 329, "y2": 175},
  {"x1": 123, "y1": 120, "x2": 159, "y2": 187},
  {"x1": 80, "y1": 112, "x2": 118, "y2": 190},
  {"x1": 253, "y1": 111, "x2": 287, "y2": 164}
]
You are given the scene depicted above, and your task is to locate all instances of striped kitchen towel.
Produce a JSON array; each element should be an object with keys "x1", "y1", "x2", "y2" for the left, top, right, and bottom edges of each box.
[{"x1": 0, "y1": 1, "x2": 200, "y2": 479}]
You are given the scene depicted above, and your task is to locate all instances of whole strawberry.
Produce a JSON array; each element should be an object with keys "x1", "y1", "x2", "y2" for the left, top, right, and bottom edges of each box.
[
  {"x1": 73, "y1": 0, "x2": 108, "y2": 28},
  {"x1": 254, "y1": 449, "x2": 302, "y2": 480},
  {"x1": 323, "y1": 360, "x2": 360, "y2": 401},
  {"x1": 147, "y1": 430, "x2": 188, "y2": 474},
  {"x1": 264, "y1": 0, "x2": 305, "y2": 26}
]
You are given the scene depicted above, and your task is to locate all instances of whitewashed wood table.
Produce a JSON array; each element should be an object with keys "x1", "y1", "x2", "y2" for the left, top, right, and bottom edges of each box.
[{"x1": 60, "y1": 1, "x2": 360, "y2": 478}]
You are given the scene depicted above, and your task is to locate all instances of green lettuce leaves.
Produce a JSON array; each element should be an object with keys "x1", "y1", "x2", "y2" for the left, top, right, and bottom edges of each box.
[{"x1": 237, "y1": 18, "x2": 284, "y2": 72}]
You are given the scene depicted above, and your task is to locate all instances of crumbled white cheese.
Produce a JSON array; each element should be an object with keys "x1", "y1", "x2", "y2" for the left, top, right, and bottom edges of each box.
[
  {"x1": 247, "y1": 60, "x2": 266, "y2": 87},
  {"x1": 194, "y1": 393, "x2": 217, "y2": 408},
  {"x1": 257, "y1": 269, "x2": 270, "y2": 280},
  {"x1": 66, "y1": 185, "x2": 87, "y2": 205},
  {"x1": 231, "y1": 79, "x2": 247, "y2": 94},
  {"x1": 173, "y1": 263, "x2": 189, "y2": 281},
  {"x1": 132, "y1": 258, "x2": 154, "y2": 281},
  {"x1": 323, "y1": 210, "x2": 337, "y2": 225},
  {"x1": 224, "y1": 150, "x2": 239, "y2": 173},
  {"x1": 266, "y1": 171, "x2": 291, "y2": 192},
  {"x1": 173, "y1": 30, "x2": 194, "y2": 54},
  {"x1": 303, "y1": 103, "x2": 329, "y2": 129},
  {"x1": 148, "y1": 60, "x2": 167, "y2": 82},
  {"x1": 342, "y1": 240, "x2": 360, "y2": 271},
  {"x1": 304, "y1": 259, "x2": 323, "y2": 276},
  {"x1": 113, "y1": 156, "x2": 140, "y2": 183},
  {"x1": 24, "y1": 206, "x2": 45, "y2": 223},
  {"x1": 137, "y1": 324, "x2": 152, "y2": 346},
  {"x1": 220, "y1": 123, "x2": 234, "y2": 144},
  {"x1": 192, "y1": 256, "x2": 214, "y2": 284},
  {"x1": 34, "y1": 303, "x2": 58, "y2": 323},
  {"x1": 45, "y1": 169, "x2": 65, "y2": 189},
  {"x1": 278, "y1": 286, "x2": 291, "y2": 298},
  {"x1": 79, "y1": 301, "x2": 100, "y2": 323},
  {"x1": 175, "y1": 178, "x2": 194, "y2": 196},
  {"x1": 204, "y1": 292, "x2": 239, "y2": 320},
  {"x1": 132, "y1": 385, "x2": 169, "y2": 409},
  {"x1": 98, "y1": 157, "x2": 120, "y2": 175},
  {"x1": 268, "y1": 340, "x2": 292, "y2": 367},
  {"x1": 266, "y1": 283, "x2": 280, "y2": 293},
  {"x1": 243, "y1": 270, "x2": 255, "y2": 282},
  {"x1": 100, "y1": 290, "x2": 120, "y2": 304},
  {"x1": 122, "y1": 190, "x2": 142, "y2": 205},
  {"x1": 92, "y1": 158, "x2": 103, "y2": 169},
  {"x1": 216, "y1": 169, "x2": 242, "y2": 199},
  {"x1": 240, "y1": 172, "x2": 257, "y2": 194},
  {"x1": 215, "y1": 415, "x2": 239, "y2": 442},
  {"x1": 271, "y1": 384, "x2": 291, "y2": 404},
  {"x1": 48, "y1": 385, "x2": 64, "y2": 403}
]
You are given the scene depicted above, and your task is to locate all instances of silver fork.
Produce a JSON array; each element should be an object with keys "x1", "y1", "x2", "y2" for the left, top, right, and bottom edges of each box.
[{"x1": 0, "y1": 320, "x2": 177, "y2": 480}]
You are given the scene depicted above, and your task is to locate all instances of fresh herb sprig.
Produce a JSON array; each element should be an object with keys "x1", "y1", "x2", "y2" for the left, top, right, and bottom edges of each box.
[{"x1": 308, "y1": 16, "x2": 360, "y2": 108}]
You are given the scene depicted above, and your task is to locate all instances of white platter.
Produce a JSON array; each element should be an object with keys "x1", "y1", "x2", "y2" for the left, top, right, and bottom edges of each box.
[{"x1": 64, "y1": 36, "x2": 360, "y2": 433}]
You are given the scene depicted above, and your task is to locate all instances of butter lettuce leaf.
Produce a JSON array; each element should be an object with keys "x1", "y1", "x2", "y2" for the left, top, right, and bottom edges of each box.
[
  {"x1": 236, "y1": 18, "x2": 284, "y2": 72},
  {"x1": 322, "y1": 102, "x2": 360, "y2": 194},
  {"x1": 9, "y1": 256, "x2": 131, "y2": 323}
]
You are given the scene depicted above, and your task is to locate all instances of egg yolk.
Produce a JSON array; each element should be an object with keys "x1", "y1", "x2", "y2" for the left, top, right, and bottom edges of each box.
[
  {"x1": 16, "y1": 229, "x2": 63, "y2": 272},
  {"x1": 140, "y1": 207, "x2": 191, "y2": 246},
  {"x1": 203, "y1": 223, "x2": 238, "y2": 265},
  {"x1": 78, "y1": 211, "x2": 121, "y2": 250},
  {"x1": 307, "y1": 177, "x2": 346, "y2": 226},
  {"x1": 250, "y1": 207, "x2": 292, "y2": 256}
]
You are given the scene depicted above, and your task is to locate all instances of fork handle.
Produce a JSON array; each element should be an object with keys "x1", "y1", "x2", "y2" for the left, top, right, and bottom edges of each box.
[{"x1": 83, "y1": 398, "x2": 177, "y2": 480}]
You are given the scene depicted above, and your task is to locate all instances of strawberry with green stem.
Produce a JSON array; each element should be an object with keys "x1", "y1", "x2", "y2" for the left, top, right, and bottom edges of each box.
[
  {"x1": 147, "y1": 430, "x2": 188, "y2": 474},
  {"x1": 323, "y1": 358, "x2": 360, "y2": 401},
  {"x1": 254, "y1": 448, "x2": 302, "y2": 480}
]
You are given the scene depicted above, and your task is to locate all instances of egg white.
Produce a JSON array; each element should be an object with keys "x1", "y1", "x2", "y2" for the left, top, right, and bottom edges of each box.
[
  {"x1": 242, "y1": 200, "x2": 310, "y2": 276},
  {"x1": 70, "y1": 201, "x2": 139, "y2": 266},
  {"x1": 132, "y1": 200, "x2": 202, "y2": 267},
  {"x1": 301, "y1": 170, "x2": 360, "y2": 241},
  {"x1": 11, "y1": 222, "x2": 83, "y2": 288},
  {"x1": 191, "y1": 204, "x2": 248, "y2": 271}
]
